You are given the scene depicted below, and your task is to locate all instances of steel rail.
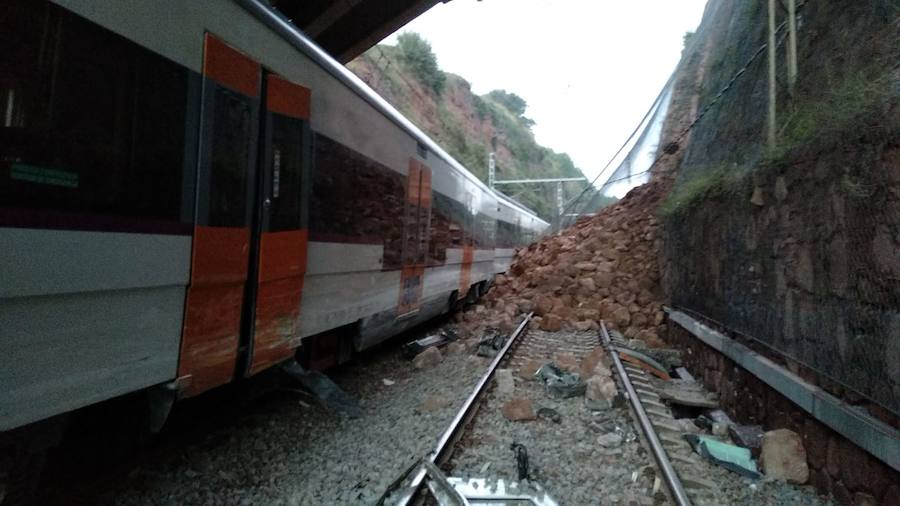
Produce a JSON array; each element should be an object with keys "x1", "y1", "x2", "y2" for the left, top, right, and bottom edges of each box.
[
  {"x1": 393, "y1": 312, "x2": 534, "y2": 506},
  {"x1": 600, "y1": 321, "x2": 692, "y2": 506}
]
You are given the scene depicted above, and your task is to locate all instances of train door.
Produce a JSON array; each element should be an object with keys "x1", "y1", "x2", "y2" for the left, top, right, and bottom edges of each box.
[
  {"x1": 242, "y1": 73, "x2": 311, "y2": 376},
  {"x1": 179, "y1": 34, "x2": 260, "y2": 397},
  {"x1": 398, "y1": 159, "x2": 432, "y2": 318}
]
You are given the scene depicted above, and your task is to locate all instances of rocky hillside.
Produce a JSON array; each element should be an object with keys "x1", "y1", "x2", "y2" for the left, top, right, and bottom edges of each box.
[{"x1": 347, "y1": 34, "x2": 614, "y2": 219}]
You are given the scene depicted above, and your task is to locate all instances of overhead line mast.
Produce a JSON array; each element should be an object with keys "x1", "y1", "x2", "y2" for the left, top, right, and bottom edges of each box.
[{"x1": 489, "y1": 151, "x2": 588, "y2": 222}]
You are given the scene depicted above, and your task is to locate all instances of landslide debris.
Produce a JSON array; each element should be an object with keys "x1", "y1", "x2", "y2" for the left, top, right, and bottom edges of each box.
[{"x1": 460, "y1": 179, "x2": 669, "y2": 347}]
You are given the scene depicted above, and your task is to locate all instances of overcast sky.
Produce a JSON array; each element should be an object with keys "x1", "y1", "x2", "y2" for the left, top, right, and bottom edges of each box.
[{"x1": 384, "y1": 0, "x2": 708, "y2": 183}]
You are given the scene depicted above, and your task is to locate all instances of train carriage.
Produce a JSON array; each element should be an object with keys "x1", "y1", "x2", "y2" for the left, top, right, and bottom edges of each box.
[{"x1": 0, "y1": 0, "x2": 548, "y2": 440}]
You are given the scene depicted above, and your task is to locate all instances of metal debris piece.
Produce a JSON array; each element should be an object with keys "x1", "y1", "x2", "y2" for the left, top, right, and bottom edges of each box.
[
  {"x1": 535, "y1": 363, "x2": 586, "y2": 398},
  {"x1": 422, "y1": 460, "x2": 469, "y2": 506},
  {"x1": 624, "y1": 340, "x2": 684, "y2": 370},
  {"x1": 511, "y1": 442, "x2": 530, "y2": 480},
  {"x1": 281, "y1": 361, "x2": 362, "y2": 418},
  {"x1": 729, "y1": 424, "x2": 764, "y2": 450},
  {"x1": 675, "y1": 367, "x2": 696, "y2": 381},
  {"x1": 476, "y1": 328, "x2": 508, "y2": 357},
  {"x1": 659, "y1": 380, "x2": 719, "y2": 408},
  {"x1": 403, "y1": 328, "x2": 459, "y2": 359},
  {"x1": 377, "y1": 458, "x2": 559, "y2": 506},
  {"x1": 447, "y1": 477, "x2": 560, "y2": 506},
  {"x1": 612, "y1": 346, "x2": 672, "y2": 380},
  {"x1": 684, "y1": 434, "x2": 762, "y2": 479}
]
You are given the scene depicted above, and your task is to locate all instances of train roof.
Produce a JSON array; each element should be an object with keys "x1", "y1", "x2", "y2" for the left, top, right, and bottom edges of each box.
[{"x1": 237, "y1": 0, "x2": 547, "y2": 225}]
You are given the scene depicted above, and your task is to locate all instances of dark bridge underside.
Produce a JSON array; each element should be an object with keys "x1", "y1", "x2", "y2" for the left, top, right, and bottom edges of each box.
[{"x1": 267, "y1": 0, "x2": 450, "y2": 63}]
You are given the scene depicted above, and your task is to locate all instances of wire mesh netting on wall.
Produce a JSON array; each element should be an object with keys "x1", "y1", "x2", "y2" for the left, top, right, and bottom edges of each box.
[{"x1": 661, "y1": 0, "x2": 900, "y2": 415}]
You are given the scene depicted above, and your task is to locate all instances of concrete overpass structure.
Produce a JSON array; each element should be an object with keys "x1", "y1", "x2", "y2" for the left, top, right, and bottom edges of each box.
[{"x1": 266, "y1": 0, "x2": 451, "y2": 63}]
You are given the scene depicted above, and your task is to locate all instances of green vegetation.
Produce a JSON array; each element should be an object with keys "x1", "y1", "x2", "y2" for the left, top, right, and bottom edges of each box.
[
  {"x1": 349, "y1": 35, "x2": 591, "y2": 220},
  {"x1": 396, "y1": 32, "x2": 445, "y2": 95},
  {"x1": 659, "y1": 166, "x2": 746, "y2": 219},
  {"x1": 683, "y1": 31, "x2": 695, "y2": 50},
  {"x1": 770, "y1": 72, "x2": 896, "y2": 164},
  {"x1": 486, "y1": 90, "x2": 535, "y2": 128},
  {"x1": 665, "y1": 66, "x2": 898, "y2": 219}
]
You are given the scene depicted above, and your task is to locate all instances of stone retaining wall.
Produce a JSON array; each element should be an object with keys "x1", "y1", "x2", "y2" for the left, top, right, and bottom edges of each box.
[{"x1": 667, "y1": 324, "x2": 899, "y2": 505}]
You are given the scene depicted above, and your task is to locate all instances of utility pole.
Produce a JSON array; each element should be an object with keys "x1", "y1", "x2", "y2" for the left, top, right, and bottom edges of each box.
[
  {"x1": 786, "y1": 0, "x2": 798, "y2": 97},
  {"x1": 767, "y1": 0, "x2": 778, "y2": 152},
  {"x1": 556, "y1": 182, "x2": 564, "y2": 218},
  {"x1": 488, "y1": 152, "x2": 496, "y2": 189}
]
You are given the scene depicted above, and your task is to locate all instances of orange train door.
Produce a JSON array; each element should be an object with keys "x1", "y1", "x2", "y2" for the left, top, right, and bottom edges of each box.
[
  {"x1": 398, "y1": 159, "x2": 432, "y2": 317},
  {"x1": 178, "y1": 34, "x2": 261, "y2": 397},
  {"x1": 243, "y1": 73, "x2": 311, "y2": 376}
]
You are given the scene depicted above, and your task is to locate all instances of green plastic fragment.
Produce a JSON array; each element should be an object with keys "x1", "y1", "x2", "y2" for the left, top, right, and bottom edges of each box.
[{"x1": 685, "y1": 434, "x2": 761, "y2": 479}]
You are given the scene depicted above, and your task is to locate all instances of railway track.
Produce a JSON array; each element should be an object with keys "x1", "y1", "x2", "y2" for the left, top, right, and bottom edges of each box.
[
  {"x1": 376, "y1": 313, "x2": 709, "y2": 505},
  {"x1": 600, "y1": 321, "x2": 692, "y2": 506}
]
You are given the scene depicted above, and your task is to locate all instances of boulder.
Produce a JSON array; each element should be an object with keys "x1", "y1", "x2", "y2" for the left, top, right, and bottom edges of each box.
[
  {"x1": 597, "y1": 432, "x2": 623, "y2": 448},
  {"x1": 555, "y1": 353, "x2": 580, "y2": 372},
  {"x1": 612, "y1": 306, "x2": 632, "y2": 328},
  {"x1": 580, "y1": 347, "x2": 610, "y2": 378},
  {"x1": 540, "y1": 314, "x2": 563, "y2": 332},
  {"x1": 501, "y1": 397, "x2": 536, "y2": 421},
  {"x1": 578, "y1": 277, "x2": 597, "y2": 291},
  {"x1": 419, "y1": 395, "x2": 450, "y2": 412},
  {"x1": 761, "y1": 429, "x2": 809, "y2": 484},
  {"x1": 572, "y1": 320, "x2": 596, "y2": 331},
  {"x1": 585, "y1": 375, "x2": 618, "y2": 403},
  {"x1": 534, "y1": 295, "x2": 554, "y2": 316},
  {"x1": 593, "y1": 272, "x2": 614, "y2": 288},
  {"x1": 494, "y1": 368, "x2": 515, "y2": 395},
  {"x1": 413, "y1": 346, "x2": 443, "y2": 369}
]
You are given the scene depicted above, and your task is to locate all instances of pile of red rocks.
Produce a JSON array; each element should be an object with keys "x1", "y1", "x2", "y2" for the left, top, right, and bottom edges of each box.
[{"x1": 461, "y1": 180, "x2": 668, "y2": 347}]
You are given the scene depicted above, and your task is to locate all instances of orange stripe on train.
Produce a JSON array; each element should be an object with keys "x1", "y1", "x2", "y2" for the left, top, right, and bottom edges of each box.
[
  {"x1": 203, "y1": 33, "x2": 260, "y2": 97},
  {"x1": 266, "y1": 74, "x2": 311, "y2": 120}
]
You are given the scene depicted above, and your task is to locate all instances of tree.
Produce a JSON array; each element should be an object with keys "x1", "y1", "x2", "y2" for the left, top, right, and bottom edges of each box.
[
  {"x1": 487, "y1": 90, "x2": 528, "y2": 117},
  {"x1": 487, "y1": 90, "x2": 535, "y2": 129},
  {"x1": 397, "y1": 32, "x2": 445, "y2": 95}
]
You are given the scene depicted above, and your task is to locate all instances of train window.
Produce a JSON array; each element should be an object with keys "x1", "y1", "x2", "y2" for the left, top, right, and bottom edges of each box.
[
  {"x1": 267, "y1": 114, "x2": 305, "y2": 231},
  {"x1": 310, "y1": 134, "x2": 405, "y2": 269},
  {"x1": 0, "y1": 0, "x2": 190, "y2": 231},
  {"x1": 428, "y1": 193, "x2": 453, "y2": 265},
  {"x1": 496, "y1": 221, "x2": 512, "y2": 248},
  {"x1": 207, "y1": 88, "x2": 254, "y2": 227}
]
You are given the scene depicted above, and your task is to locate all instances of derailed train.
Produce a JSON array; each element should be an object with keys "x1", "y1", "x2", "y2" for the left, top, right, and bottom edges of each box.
[{"x1": 0, "y1": 0, "x2": 547, "y2": 441}]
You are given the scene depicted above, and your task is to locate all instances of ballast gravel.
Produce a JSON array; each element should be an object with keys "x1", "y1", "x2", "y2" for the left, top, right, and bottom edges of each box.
[
  {"x1": 449, "y1": 328, "x2": 833, "y2": 506},
  {"x1": 100, "y1": 325, "x2": 487, "y2": 506},
  {"x1": 98, "y1": 324, "x2": 835, "y2": 506}
]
